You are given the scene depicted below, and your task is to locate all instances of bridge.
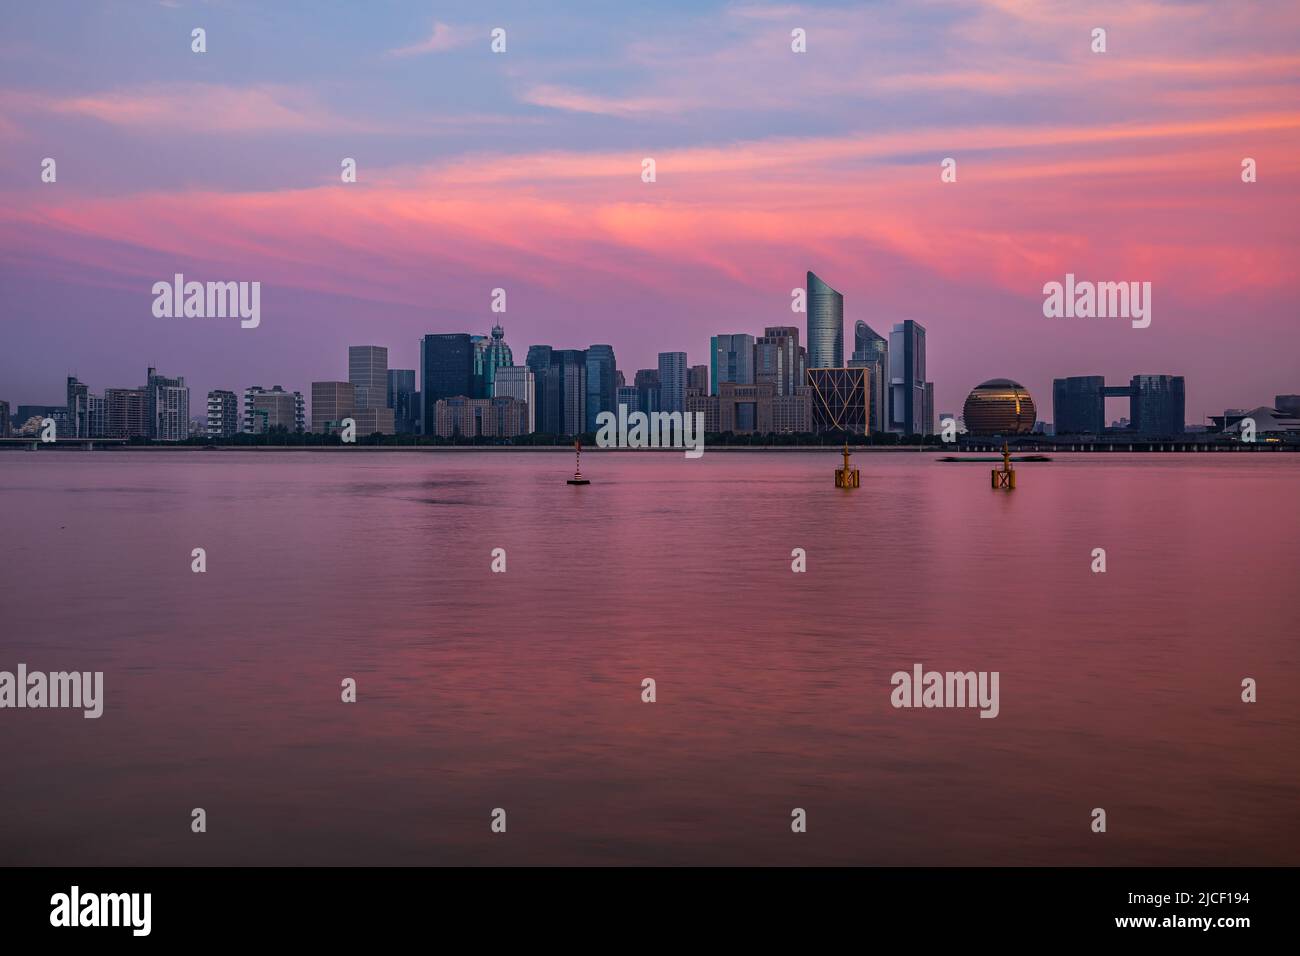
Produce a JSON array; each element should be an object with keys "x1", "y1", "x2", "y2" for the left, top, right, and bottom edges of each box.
[{"x1": 0, "y1": 437, "x2": 130, "y2": 450}]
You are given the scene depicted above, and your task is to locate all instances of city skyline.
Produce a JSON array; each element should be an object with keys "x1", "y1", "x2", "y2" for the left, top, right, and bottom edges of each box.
[{"x1": 1, "y1": 2, "x2": 1297, "y2": 422}]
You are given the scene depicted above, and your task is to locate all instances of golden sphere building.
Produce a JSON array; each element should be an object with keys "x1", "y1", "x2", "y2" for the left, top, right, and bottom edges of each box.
[{"x1": 962, "y1": 379, "x2": 1037, "y2": 435}]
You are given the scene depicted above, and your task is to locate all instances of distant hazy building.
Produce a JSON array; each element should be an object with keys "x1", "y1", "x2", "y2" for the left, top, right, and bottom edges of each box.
[
  {"x1": 585, "y1": 344, "x2": 617, "y2": 432},
  {"x1": 481, "y1": 325, "x2": 514, "y2": 398},
  {"x1": 686, "y1": 387, "x2": 719, "y2": 433},
  {"x1": 311, "y1": 381, "x2": 355, "y2": 434},
  {"x1": 387, "y1": 369, "x2": 418, "y2": 434},
  {"x1": 852, "y1": 320, "x2": 890, "y2": 434},
  {"x1": 243, "y1": 385, "x2": 305, "y2": 434},
  {"x1": 962, "y1": 379, "x2": 1037, "y2": 436},
  {"x1": 146, "y1": 367, "x2": 189, "y2": 441},
  {"x1": 537, "y1": 349, "x2": 587, "y2": 436},
  {"x1": 806, "y1": 271, "x2": 844, "y2": 369},
  {"x1": 889, "y1": 320, "x2": 930, "y2": 435},
  {"x1": 710, "y1": 334, "x2": 755, "y2": 396},
  {"x1": 524, "y1": 345, "x2": 553, "y2": 433},
  {"x1": 688, "y1": 364, "x2": 709, "y2": 394},
  {"x1": 658, "y1": 351, "x2": 687, "y2": 414},
  {"x1": 66, "y1": 376, "x2": 89, "y2": 438},
  {"x1": 1052, "y1": 376, "x2": 1105, "y2": 435},
  {"x1": 616, "y1": 385, "x2": 642, "y2": 415},
  {"x1": 808, "y1": 367, "x2": 868, "y2": 435},
  {"x1": 634, "y1": 369, "x2": 660, "y2": 415},
  {"x1": 493, "y1": 365, "x2": 536, "y2": 433},
  {"x1": 0, "y1": 400, "x2": 9, "y2": 438},
  {"x1": 420, "y1": 333, "x2": 474, "y2": 435},
  {"x1": 1276, "y1": 395, "x2": 1300, "y2": 417},
  {"x1": 755, "y1": 326, "x2": 806, "y2": 397},
  {"x1": 1130, "y1": 375, "x2": 1185, "y2": 436},
  {"x1": 104, "y1": 388, "x2": 148, "y2": 439},
  {"x1": 206, "y1": 389, "x2": 240, "y2": 439},
  {"x1": 87, "y1": 395, "x2": 106, "y2": 439},
  {"x1": 434, "y1": 396, "x2": 528, "y2": 438},
  {"x1": 1053, "y1": 374, "x2": 1184, "y2": 436}
]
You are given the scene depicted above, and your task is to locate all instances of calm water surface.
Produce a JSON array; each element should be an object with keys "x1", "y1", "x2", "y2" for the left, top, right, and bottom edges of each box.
[{"x1": 1, "y1": 450, "x2": 1297, "y2": 865}]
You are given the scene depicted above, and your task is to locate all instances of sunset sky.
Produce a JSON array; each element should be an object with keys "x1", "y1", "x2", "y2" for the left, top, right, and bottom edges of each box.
[{"x1": 2, "y1": 0, "x2": 1297, "y2": 422}]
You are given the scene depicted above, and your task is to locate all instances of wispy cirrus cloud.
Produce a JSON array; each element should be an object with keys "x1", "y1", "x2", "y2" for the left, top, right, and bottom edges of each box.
[
  {"x1": 385, "y1": 21, "x2": 472, "y2": 58},
  {"x1": 1, "y1": 83, "x2": 382, "y2": 134}
]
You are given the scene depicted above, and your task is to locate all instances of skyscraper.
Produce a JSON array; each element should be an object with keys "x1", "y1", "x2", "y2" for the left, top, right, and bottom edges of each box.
[
  {"x1": 525, "y1": 345, "x2": 553, "y2": 434},
  {"x1": 346, "y1": 346, "x2": 394, "y2": 435},
  {"x1": 349, "y1": 346, "x2": 388, "y2": 411},
  {"x1": 1052, "y1": 376, "x2": 1105, "y2": 435},
  {"x1": 539, "y1": 349, "x2": 587, "y2": 436},
  {"x1": 806, "y1": 271, "x2": 844, "y2": 369},
  {"x1": 851, "y1": 321, "x2": 889, "y2": 434},
  {"x1": 754, "y1": 326, "x2": 806, "y2": 397},
  {"x1": 420, "y1": 334, "x2": 474, "y2": 435},
  {"x1": 481, "y1": 325, "x2": 514, "y2": 398},
  {"x1": 104, "y1": 388, "x2": 147, "y2": 438},
  {"x1": 888, "y1": 320, "x2": 930, "y2": 435},
  {"x1": 658, "y1": 351, "x2": 687, "y2": 414},
  {"x1": 147, "y1": 367, "x2": 190, "y2": 441},
  {"x1": 585, "y1": 344, "x2": 617, "y2": 432},
  {"x1": 1130, "y1": 375, "x2": 1185, "y2": 436},
  {"x1": 66, "y1": 376, "x2": 89, "y2": 438},
  {"x1": 387, "y1": 369, "x2": 418, "y2": 434},
  {"x1": 688, "y1": 365, "x2": 708, "y2": 394},
  {"x1": 493, "y1": 366, "x2": 536, "y2": 433},
  {"x1": 710, "y1": 335, "x2": 755, "y2": 396},
  {"x1": 634, "y1": 369, "x2": 660, "y2": 415}
]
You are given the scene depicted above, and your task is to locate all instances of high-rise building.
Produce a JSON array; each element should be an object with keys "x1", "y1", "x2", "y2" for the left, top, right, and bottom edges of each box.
[
  {"x1": 852, "y1": 320, "x2": 890, "y2": 434},
  {"x1": 244, "y1": 385, "x2": 305, "y2": 434},
  {"x1": 311, "y1": 382, "x2": 355, "y2": 434},
  {"x1": 616, "y1": 385, "x2": 641, "y2": 415},
  {"x1": 1130, "y1": 375, "x2": 1185, "y2": 436},
  {"x1": 688, "y1": 364, "x2": 709, "y2": 394},
  {"x1": 634, "y1": 369, "x2": 660, "y2": 415},
  {"x1": 349, "y1": 346, "x2": 388, "y2": 411},
  {"x1": 434, "y1": 396, "x2": 528, "y2": 439},
  {"x1": 481, "y1": 325, "x2": 514, "y2": 399},
  {"x1": 87, "y1": 394, "x2": 105, "y2": 438},
  {"x1": 755, "y1": 326, "x2": 806, "y2": 397},
  {"x1": 387, "y1": 369, "x2": 419, "y2": 434},
  {"x1": 710, "y1": 334, "x2": 755, "y2": 397},
  {"x1": 585, "y1": 344, "x2": 617, "y2": 432},
  {"x1": 206, "y1": 389, "x2": 240, "y2": 439},
  {"x1": 541, "y1": 349, "x2": 587, "y2": 435},
  {"x1": 1052, "y1": 376, "x2": 1105, "y2": 435},
  {"x1": 420, "y1": 334, "x2": 474, "y2": 435},
  {"x1": 147, "y1": 367, "x2": 190, "y2": 441},
  {"x1": 888, "y1": 320, "x2": 930, "y2": 435},
  {"x1": 0, "y1": 400, "x2": 9, "y2": 438},
  {"x1": 103, "y1": 388, "x2": 148, "y2": 438},
  {"x1": 658, "y1": 351, "x2": 687, "y2": 414},
  {"x1": 493, "y1": 366, "x2": 536, "y2": 433},
  {"x1": 524, "y1": 345, "x2": 553, "y2": 434},
  {"x1": 808, "y1": 367, "x2": 869, "y2": 434},
  {"x1": 66, "y1": 377, "x2": 89, "y2": 438},
  {"x1": 806, "y1": 271, "x2": 844, "y2": 369}
]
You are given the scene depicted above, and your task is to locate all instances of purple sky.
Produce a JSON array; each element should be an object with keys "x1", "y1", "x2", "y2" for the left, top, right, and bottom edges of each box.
[{"x1": 2, "y1": 0, "x2": 1298, "y2": 422}]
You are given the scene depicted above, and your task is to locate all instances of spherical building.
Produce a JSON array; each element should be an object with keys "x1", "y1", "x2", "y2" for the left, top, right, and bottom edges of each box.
[{"x1": 962, "y1": 379, "x2": 1037, "y2": 435}]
